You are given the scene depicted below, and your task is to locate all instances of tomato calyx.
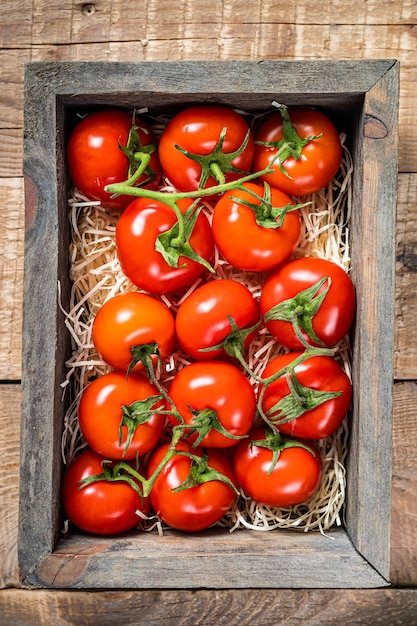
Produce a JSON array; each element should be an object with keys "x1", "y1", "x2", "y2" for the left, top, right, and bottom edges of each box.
[
  {"x1": 250, "y1": 428, "x2": 319, "y2": 475},
  {"x1": 255, "y1": 102, "x2": 322, "y2": 180},
  {"x1": 116, "y1": 123, "x2": 158, "y2": 188},
  {"x1": 264, "y1": 276, "x2": 331, "y2": 348},
  {"x1": 230, "y1": 182, "x2": 310, "y2": 229},
  {"x1": 155, "y1": 199, "x2": 215, "y2": 273},
  {"x1": 178, "y1": 406, "x2": 248, "y2": 448},
  {"x1": 174, "y1": 127, "x2": 252, "y2": 189},
  {"x1": 198, "y1": 314, "x2": 261, "y2": 366},
  {"x1": 265, "y1": 368, "x2": 343, "y2": 425},
  {"x1": 78, "y1": 458, "x2": 146, "y2": 500},
  {"x1": 127, "y1": 342, "x2": 162, "y2": 379},
  {"x1": 172, "y1": 450, "x2": 239, "y2": 495},
  {"x1": 119, "y1": 394, "x2": 165, "y2": 456}
]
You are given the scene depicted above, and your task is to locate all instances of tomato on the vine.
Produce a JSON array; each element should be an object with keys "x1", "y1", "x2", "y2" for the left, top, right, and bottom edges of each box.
[
  {"x1": 259, "y1": 256, "x2": 356, "y2": 349},
  {"x1": 78, "y1": 370, "x2": 166, "y2": 460},
  {"x1": 167, "y1": 360, "x2": 256, "y2": 448},
  {"x1": 147, "y1": 441, "x2": 238, "y2": 531},
  {"x1": 158, "y1": 105, "x2": 255, "y2": 193},
  {"x1": 62, "y1": 449, "x2": 149, "y2": 535},
  {"x1": 260, "y1": 352, "x2": 352, "y2": 440},
  {"x1": 253, "y1": 106, "x2": 342, "y2": 196},
  {"x1": 233, "y1": 426, "x2": 322, "y2": 508},
  {"x1": 212, "y1": 181, "x2": 302, "y2": 272},
  {"x1": 116, "y1": 197, "x2": 214, "y2": 295},
  {"x1": 92, "y1": 292, "x2": 176, "y2": 374},
  {"x1": 67, "y1": 109, "x2": 161, "y2": 211},
  {"x1": 175, "y1": 279, "x2": 260, "y2": 361}
]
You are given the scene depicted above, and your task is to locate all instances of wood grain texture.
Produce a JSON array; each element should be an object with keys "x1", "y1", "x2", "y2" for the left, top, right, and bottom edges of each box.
[
  {"x1": 0, "y1": 178, "x2": 24, "y2": 381},
  {"x1": 391, "y1": 381, "x2": 417, "y2": 585},
  {"x1": 395, "y1": 173, "x2": 417, "y2": 379},
  {"x1": 345, "y1": 61, "x2": 398, "y2": 579},
  {"x1": 1, "y1": 0, "x2": 417, "y2": 617},
  {"x1": 0, "y1": 385, "x2": 21, "y2": 589},
  {"x1": 1, "y1": 588, "x2": 417, "y2": 626},
  {"x1": 23, "y1": 528, "x2": 387, "y2": 589}
]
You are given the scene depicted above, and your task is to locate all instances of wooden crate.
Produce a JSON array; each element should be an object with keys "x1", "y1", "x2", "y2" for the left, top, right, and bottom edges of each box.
[{"x1": 19, "y1": 60, "x2": 398, "y2": 589}]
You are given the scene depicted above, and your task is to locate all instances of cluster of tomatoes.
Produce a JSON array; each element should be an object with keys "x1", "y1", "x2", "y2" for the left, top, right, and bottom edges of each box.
[{"x1": 62, "y1": 103, "x2": 356, "y2": 536}]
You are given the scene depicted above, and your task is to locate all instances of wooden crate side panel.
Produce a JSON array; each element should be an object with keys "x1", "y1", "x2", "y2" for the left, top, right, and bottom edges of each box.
[
  {"x1": 346, "y1": 62, "x2": 399, "y2": 580},
  {"x1": 18, "y1": 67, "x2": 66, "y2": 579},
  {"x1": 25, "y1": 529, "x2": 388, "y2": 589},
  {"x1": 27, "y1": 59, "x2": 397, "y2": 102}
]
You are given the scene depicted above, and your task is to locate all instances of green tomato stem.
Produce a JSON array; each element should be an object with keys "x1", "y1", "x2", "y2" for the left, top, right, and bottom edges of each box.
[{"x1": 105, "y1": 166, "x2": 273, "y2": 205}]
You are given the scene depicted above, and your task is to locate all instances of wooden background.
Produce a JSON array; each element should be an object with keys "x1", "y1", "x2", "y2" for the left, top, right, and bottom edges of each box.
[{"x1": 1, "y1": 0, "x2": 417, "y2": 623}]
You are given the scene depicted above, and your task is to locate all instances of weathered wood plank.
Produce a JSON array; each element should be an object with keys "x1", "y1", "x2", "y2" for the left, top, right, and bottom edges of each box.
[
  {"x1": 2, "y1": 0, "x2": 417, "y2": 49},
  {"x1": 391, "y1": 381, "x2": 417, "y2": 586},
  {"x1": 1, "y1": 588, "x2": 417, "y2": 625},
  {"x1": 395, "y1": 173, "x2": 417, "y2": 379},
  {"x1": 344, "y1": 60, "x2": 398, "y2": 580},
  {"x1": 0, "y1": 129, "x2": 22, "y2": 178},
  {"x1": 0, "y1": 178, "x2": 24, "y2": 381},
  {"x1": 24, "y1": 528, "x2": 387, "y2": 589},
  {"x1": 0, "y1": 385, "x2": 21, "y2": 589}
]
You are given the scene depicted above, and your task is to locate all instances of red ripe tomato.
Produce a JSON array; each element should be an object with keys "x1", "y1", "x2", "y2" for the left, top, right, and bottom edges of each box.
[
  {"x1": 92, "y1": 292, "x2": 176, "y2": 374},
  {"x1": 167, "y1": 361, "x2": 256, "y2": 448},
  {"x1": 233, "y1": 426, "x2": 322, "y2": 508},
  {"x1": 158, "y1": 105, "x2": 254, "y2": 193},
  {"x1": 78, "y1": 370, "x2": 165, "y2": 460},
  {"x1": 260, "y1": 352, "x2": 352, "y2": 440},
  {"x1": 175, "y1": 279, "x2": 260, "y2": 361},
  {"x1": 253, "y1": 107, "x2": 342, "y2": 196},
  {"x1": 147, "y1": 441, "x2": 238, "y2": 531},
  {"x1": 62, "y1": 449, "x2": 149, "y2": 535},
  {"x1": 67, "y1": 109, "x2": 161, "y2": 211},
  {"x1": 212, "y1": 182, "x2": 301, "y2": 272},
  {"x1": 115, "y1": 197, "x2": 214, "y2": 295},
  {"x1": 259, "y1": 256, "x2": 356, "y2": 349}
]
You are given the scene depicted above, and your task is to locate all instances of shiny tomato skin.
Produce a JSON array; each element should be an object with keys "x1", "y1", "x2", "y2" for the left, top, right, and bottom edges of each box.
[
  {"x1": 167, "y1": 361, "x2": 256, "y2": 448},
  {"x1": 260, "y1": 352, "x2": 352, "y2": 440},
  {"x1": 260, "y1": 257, "x2": 356, "y2": 349},
  {"x1": 67, "y1": 109, "x2": 161, "y2": 211},
  {"x1": 62, "y1": 449, "x2": 149, "y2": 535},
  {"x1": 78, "y1": 371, "x2": 165, "y2": 460},
  {"x1": 147, "y1": 442, "x2": 238, "y2": 531},
  {"x1": 212, "y1": 182, "x2": 301, "y2": 271},
  {"x1": 115, "y1": 197, "x2": 214, "y2": 295},
  {"x1": 175, "y1": 279, "x2": 260, "y2": 361},
  {"x1": 92, "y1": 292, "x2": 176, "y2": 373},
  {"x1": 158, "y1": 105, "x2": 254, "y2": 193},
  {"x1": 233, "y1": 426, "x2": 322, "y2": 508},
  {"x1": 254, "y1": 108, "x2": 342, "y2": 196}
]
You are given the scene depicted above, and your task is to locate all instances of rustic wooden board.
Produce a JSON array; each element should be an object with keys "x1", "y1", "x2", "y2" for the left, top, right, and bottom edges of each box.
[
  {"x1": 25, "y1": 528, "x2": 387, "y2": 589},
  {"x1": 1, "y1": 0, "x2": 417, "y2": 618},
  {"x1": 395, "y1": 173, "x2": 417, "y2": 379},
  {"x1": 2, "y1": 588, "x2": 417, "y2": 625},
  {"x1": 345, "y1": 59, "x2": 398, "y2": 579},
  {"x1": 0, "y1": 178, "x2": 24, "y2": 381}
]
